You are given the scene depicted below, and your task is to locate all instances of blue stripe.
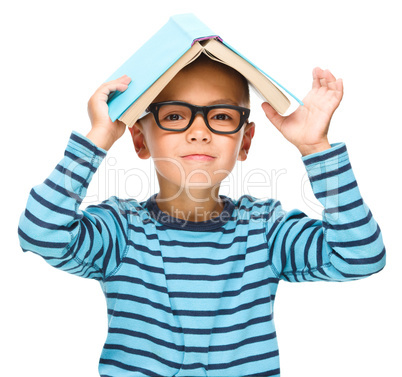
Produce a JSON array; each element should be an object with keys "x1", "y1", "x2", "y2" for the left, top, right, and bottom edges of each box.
[
  {"x1": 315, "y1": 180, "x2": 358, "y2": 199},
  {"x1": 315, "y1": 233, "x2": 328, "y2": 278},
  {"x1": 64, "y1": 150, "x2": 97, "y2": 173},
  {"x1": 55, "y1": 164, "x2": 89, "y2": 187},
  {"x1": 172, "y1": 295, "x2": 275, "y2": 317},
  {"x1": 108, "y1": 327, "x2": 184, "y2": 351},
  {"x1": 44, "y1": 179, "x2": 81, "y2": 202},
  {"x1": 325, "y1": 198, "x2": 363, "y2": 214},
  {"x1": 302, "y1": 227, "x2": 321, "y2": 280},
  {"x1": 108, "y1": 309, "x2": 273, "y2": 335},
  {"x1": 108, "y1": 310, "x2": 182, "y2": 333},
  {"x1": 303, "y1": 144, "x2": 347, "y2": 165},
  {"x1": 24, "y1": 209, "x2": 69, "y2": 231},
  {"x1": 162, "y1": 253, "x2": 245, "y2": 265},
  {"x1": 289, "y1": 220, "x2": 317, "y2": 281},
  {"x1": 30, "y1": 188, "x2": 78, "y2": 218},
  {"x1": 204, "y1": 350, "x2": 280, "y2": 371},
  {"x1": 280, "y1": 221, "x2": 299, "y2": 274},
  {"x1": 124, "y1": 257, "x2": 165, "y2": 275},
  {"x1": 70, "y1": 132, "x2": 106, "y2": 158},
  {"x1": 99, "y1": 358, "x2": 160, "y2": 376},
  {"x1": 103, "y1": 343, "x2": 181, "y2": 369},
  {"x1": 165, "y1": 259, "x2": 270, "y2": 281},
  {"x1": 324, "y1": 211, "x2": 373, "y2": 230},
  {"x1": 169, "y1": 277, "x2": 278, "y2": 298},
  {"x1": 331, "y1": 247, "x2": 385, "y2": 265},
  {"x1": 329, "y1": 224, "x2": 381, "y2": 247},
  {"x1": 309, "y1": 162, "x2": 351, "y2": 183},
  {"x1": 246, "y1": 368, "x2": 281, "y2": 377},
  {"x1": 106, "y1": 275, "x2": 169, "y2": 293},
  {"x1": 18, "y1": 227, "x2": 66, "y2": 249},
  {"x1": 106, "y1": 292, "x2": 173, "y2": 314},
  {"x1": 159, "y1": 235, "x2": 248, "y2": 249}
]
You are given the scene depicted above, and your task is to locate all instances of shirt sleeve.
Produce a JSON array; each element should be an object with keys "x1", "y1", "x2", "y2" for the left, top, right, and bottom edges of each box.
[
  {"x1": 267, "y1": 143, "x2": 386, "y2": 282},
  {"x1": 18, "y1": 132, "x2": 129, "y2": 281}
]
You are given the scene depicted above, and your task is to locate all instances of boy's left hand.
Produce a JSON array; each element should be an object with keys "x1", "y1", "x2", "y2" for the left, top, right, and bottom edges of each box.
[{"x1": 262, "y1": 67, "x2": 343, "y2": 156}]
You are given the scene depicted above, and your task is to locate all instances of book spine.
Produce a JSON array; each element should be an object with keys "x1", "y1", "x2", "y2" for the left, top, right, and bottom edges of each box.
[
  {"x1": 170, "y1": 13, "x2": 219, "y2": 46},
  {"x1": 193, "y1": 36, "x2": 222, "y2": 45}
]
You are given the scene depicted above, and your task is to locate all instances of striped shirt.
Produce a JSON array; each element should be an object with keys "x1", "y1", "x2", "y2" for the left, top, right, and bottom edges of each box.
[{"x1": 18, "y1": 132, "x2": 385, "y2": 376}]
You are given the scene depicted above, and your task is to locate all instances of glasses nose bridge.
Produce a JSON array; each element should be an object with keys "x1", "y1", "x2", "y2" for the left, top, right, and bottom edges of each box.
[{"x1": 191, "y1": 105, "x2": 210, "y2": 127}]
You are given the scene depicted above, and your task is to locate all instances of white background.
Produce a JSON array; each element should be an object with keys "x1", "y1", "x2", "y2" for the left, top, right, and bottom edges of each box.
[{"x1": 1, "y1": 0, "x2": 401, "y2": 376}]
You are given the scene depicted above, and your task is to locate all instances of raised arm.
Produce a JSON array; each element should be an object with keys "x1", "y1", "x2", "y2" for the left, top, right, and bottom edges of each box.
[
  {"x1": 18, "y1": 76, "x2": 132, "y2": 280},
  {"x1": 263, "y1": 68, "x2": 385, "y2": 281}
]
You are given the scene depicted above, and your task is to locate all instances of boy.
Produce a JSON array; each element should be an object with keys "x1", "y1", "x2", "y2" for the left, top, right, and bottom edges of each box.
[{"x1": 18, "y1": 54, "x2": 385, "y2": 376}]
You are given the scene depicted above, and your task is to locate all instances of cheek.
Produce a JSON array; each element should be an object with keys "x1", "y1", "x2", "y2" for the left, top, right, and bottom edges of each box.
[
  {"x1": 226, "y1": 137, "x2": 244, "y2": 161},
  {"x1": 145, "y1": 131, "x2": 172, "y2": 157},
  {"x1": 154, "y1": 157, "x2": 184, "y2": 179},
  {"x1": 213, "y1": 142, "x2": 242, "y2": 180}
]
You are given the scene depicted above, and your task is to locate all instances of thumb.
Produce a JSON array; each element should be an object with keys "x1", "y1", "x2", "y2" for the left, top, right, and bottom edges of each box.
[{"x1": 261, "y1": 102, "x2": 284, "y2": 131}]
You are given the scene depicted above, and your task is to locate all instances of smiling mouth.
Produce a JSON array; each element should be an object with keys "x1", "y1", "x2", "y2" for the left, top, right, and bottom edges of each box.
[{"x1": 181, "y1": 154, "x2": 216, "y2": 161}]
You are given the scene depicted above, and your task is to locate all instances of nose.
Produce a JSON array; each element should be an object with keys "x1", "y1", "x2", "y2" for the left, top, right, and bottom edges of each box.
[{"x1": 186, "y1": 113, "x2": 212, "y2": 142}]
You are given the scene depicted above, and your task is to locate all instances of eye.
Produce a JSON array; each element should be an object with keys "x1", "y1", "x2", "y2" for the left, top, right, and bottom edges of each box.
[
  {"x1": 165, "y1": 114, "x2": 183, "y2": 121},
  {"x1": 213, "y1": 113, "x2": 232, "y2": 121}
]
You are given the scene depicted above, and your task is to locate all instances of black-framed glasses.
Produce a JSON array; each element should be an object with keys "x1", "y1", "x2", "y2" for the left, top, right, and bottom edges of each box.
[{"x1": 145, "y1": 101, "x2": 250, "y2": 134}]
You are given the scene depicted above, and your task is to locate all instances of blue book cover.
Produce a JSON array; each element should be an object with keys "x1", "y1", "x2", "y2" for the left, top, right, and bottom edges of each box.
[{"x1": 106, "y1": 13, "x2": 301, "y2": 122}]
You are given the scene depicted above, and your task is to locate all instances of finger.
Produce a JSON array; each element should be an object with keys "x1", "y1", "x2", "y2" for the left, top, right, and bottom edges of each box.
[
  {"x1": 312, "y1": 67, "x2": 324, "y2": 89},
  {"x1": 322, "y1": 69, "x2": 337, "y2": 83},
  {"x1": 335, "y1": 78, "x2": 344, "y2": 93},
  {"x1": 98, "y1": 76, "x2": 132, "y2": 98},
  {"x1": 118, "y1": 74, "x2": 132, "y2": 86},
  {"x1": 327, "y1": 78, "x2": 343, "y2": 94},
  {"x1": 261, "y1": 102, "x2": 284, "y2": 130},
  {"x1": 313, "y1": 67, "x2": 338, "y2": 88},
  {"x1": 327, "y1": 81, "x2": 337, "y2": 91},
  {"x1": 334, "y1": 78, "x2": 344, "y2": 99},
  {"x1": 113, "y1": 81, "x2": 131, "y2": 93},
  {"x1": 103, "y1": 75, "x2": 132, "y2": 91}
]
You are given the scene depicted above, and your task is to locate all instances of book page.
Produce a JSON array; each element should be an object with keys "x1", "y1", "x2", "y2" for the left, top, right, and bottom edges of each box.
[{"x1": 203, "y1": 39, "x2": 290, "y2": 114}]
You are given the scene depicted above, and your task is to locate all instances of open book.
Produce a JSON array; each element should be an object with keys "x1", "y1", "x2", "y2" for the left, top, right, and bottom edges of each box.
[{"x1": 106, "y1": 13, "x2": 301, "y2": 128}]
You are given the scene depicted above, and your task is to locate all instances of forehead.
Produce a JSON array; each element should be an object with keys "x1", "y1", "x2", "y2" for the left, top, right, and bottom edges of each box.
[{"x1": 153, "y1": 60, "x2": 247, "y2": 106}]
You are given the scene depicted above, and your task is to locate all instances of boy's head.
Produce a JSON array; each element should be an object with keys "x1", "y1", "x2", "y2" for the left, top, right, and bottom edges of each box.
[{"x1": 130, "y1": 53, "x2": 255, "y2": 193}]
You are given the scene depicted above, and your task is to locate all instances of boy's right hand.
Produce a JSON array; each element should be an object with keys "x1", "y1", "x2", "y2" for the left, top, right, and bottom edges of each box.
[{"x1": 86, "y1": 75, "x2": 131, "y2": 151}]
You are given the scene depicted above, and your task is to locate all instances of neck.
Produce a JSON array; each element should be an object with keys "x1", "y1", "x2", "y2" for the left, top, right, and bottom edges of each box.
[{"x1": 155, "y1": 184, "x2": 224, "y2": 222}]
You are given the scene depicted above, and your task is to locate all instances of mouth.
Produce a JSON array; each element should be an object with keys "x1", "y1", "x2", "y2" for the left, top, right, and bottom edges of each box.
[{"x1": 181, "y1": 154, "x2": 216, "y2": 161}]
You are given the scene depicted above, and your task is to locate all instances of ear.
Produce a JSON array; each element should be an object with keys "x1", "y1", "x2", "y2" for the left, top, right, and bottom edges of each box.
[
  {"x1": 237, "y1": 122, "x2": 255, "y2": 161},
  {"x1": 129, "y1": 120, "x2": 151, "y2": 159}
]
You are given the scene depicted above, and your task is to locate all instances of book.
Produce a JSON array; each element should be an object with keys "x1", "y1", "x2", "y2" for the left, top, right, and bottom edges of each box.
[{"x1": 106, "y1": 13, "x2": 302, "y2": 128}]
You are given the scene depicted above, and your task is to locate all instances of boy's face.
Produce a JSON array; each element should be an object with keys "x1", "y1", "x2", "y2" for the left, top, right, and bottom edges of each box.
[{"x1": 131, "y1": 61, "x2": 255, "y2": 195}]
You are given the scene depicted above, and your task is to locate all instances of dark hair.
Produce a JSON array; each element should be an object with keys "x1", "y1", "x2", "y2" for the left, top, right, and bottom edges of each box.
[{"x1": 182, "y1": 53, "x2": 250, "y2": 107}]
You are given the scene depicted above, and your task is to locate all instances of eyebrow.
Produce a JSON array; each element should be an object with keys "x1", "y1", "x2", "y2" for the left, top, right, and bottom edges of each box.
[
  {"x1": 206, "y1": 99, "x2": 240, "y2": 106},
  {"x1": 158, "y1": 98, "x2": 242, "y2": 107}
]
